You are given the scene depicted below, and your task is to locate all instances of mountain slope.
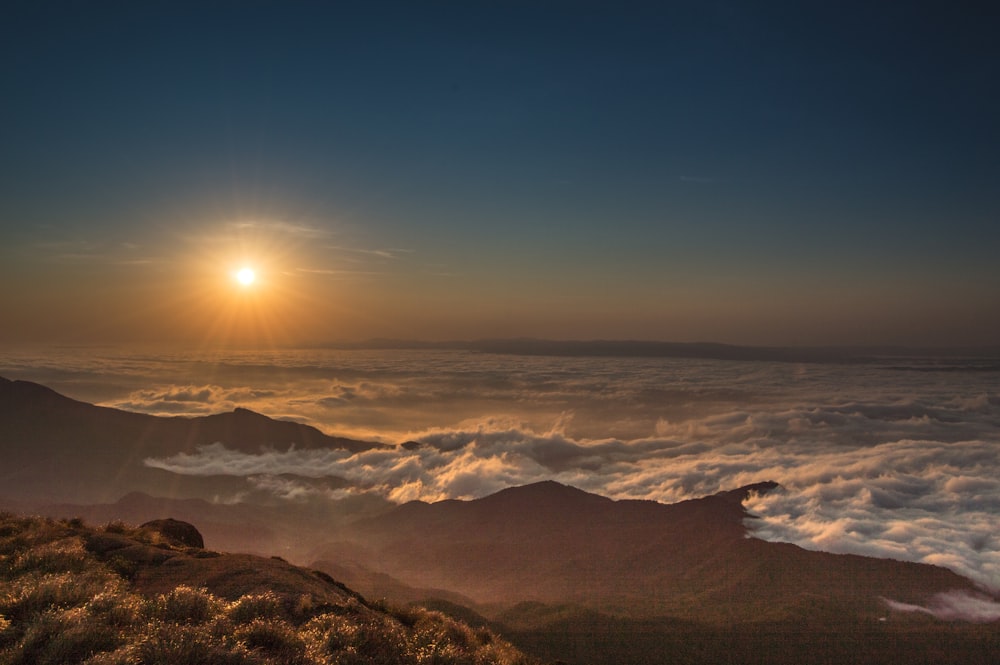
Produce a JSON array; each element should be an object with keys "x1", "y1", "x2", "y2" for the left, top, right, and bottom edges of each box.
[{"x1": 318, "y1": 481, "x2": 985, "y2": 622}]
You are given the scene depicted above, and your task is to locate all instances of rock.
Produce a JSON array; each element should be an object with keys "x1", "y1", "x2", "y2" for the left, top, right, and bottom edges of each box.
[{"x1": 140, "y1": 518, "x2": 205, "y2": 548}]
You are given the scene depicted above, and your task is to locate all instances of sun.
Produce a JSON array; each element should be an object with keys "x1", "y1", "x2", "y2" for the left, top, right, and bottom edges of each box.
[{"x1": 235, "y1": 267, "x2": 256, "y2": 286}]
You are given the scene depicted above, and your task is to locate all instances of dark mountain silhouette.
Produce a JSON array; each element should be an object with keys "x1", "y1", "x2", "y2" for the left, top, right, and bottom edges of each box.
[
  {"x1": 323, "y1": 337, "x2": 1000, "y2": 364},
  {"x1": 317, "y1": 480, "x2": 985, "y2": 623},
  {"x1": 0, "y1": 375, "x2": 382, "y2": 503}
]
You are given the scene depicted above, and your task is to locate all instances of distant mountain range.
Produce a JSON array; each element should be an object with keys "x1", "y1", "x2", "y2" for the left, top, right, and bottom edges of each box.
[
  {"x1": 315, "y1": 338, "x2": 1000, "y2": 364},
  {"x1": 2, "y1": 375, "x2": 998, "y2": 664}
]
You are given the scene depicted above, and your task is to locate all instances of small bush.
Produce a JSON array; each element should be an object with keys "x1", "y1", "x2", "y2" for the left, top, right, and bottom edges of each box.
[
  {"x1": 234, "y1": 618, "x2": 311, "y2": 663},
  {"x1": 9, "y1": 537, "x2": 90, "y2": 576},
  {"x1": 103, "y1": 521, "x2": 130, "y2": 535},
  {"x1": 228, "y1": 591, "x2": 287, "y2": 625},
  {"x1": 292, "y1": 593, "x2": 315, "y2": 620},
  {"x1": 134, "y1": 624, "x2": 253, "y2": 665},
  {"x1": 153, "y1": 586, "x2": 223, "y2": 625},
  {"x1": 11, "y1": 607, "x2": 122, "y2": 665},
  {"x1": 0, "y1": 571, "x2": 117, "y2": 623},
  {"x1": 408, "y1": 611, "x2": 479, "y2": 665},
  {"x1": 84, "y1": 589, "x2": 145, "y2": 628},
  {"x1": 105, "y1": 553, "x2": 141, "y2": 581},
  {"x1": 81, "y1": 646, "x2": 137, "y2": 665}
]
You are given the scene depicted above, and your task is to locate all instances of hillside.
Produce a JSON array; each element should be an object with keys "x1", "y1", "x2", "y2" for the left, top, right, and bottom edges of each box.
[
  {"x1": 316, "y1": 480, "x2": 982, "y2": 622},
  {"x1": 0, "y1": 512, "x2": 533, "y2": 665}
]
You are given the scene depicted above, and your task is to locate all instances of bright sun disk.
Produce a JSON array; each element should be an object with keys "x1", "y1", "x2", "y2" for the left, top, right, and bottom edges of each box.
[{"x1": 235, "y1": 267, "x2": 256, "y2": 286}]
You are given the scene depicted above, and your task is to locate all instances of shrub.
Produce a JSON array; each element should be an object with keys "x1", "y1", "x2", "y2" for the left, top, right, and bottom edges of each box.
[
  {"x1": 227, "y1": 591, "x2": 287, "y2": 625},
  {"x1": 134, "y1": 624, "x2": 253, "y2": 665},
  {"x1": 81, "y1": 646, "x2": 137, "y2": 665},
  {"x1": 0, "y1": 571, "x2": 117, "y2": 623},
  {"x1": 103, "y1": 521, "x2": 130, "y2": 535},
  {"x1": 0, "y1": 613, "x2": 12, "y2": 649},
  {"x1": 9, "y1": 537, "x2": 90, "y2": 576},
  {"x1": 153, "y1": 586, "x2": 223, "y2": 625},
  {"x1": 84, "y1": 589, "x2": 145, "y2": 628},
  {"x1": 233, "y1": 617, "x2": 311, "y2": 664},
  {"x1": 9, "y1": 607, "x2": 122, "y2": 665},
  {"x1": 105, "y1": 553, "x2": 142, "y2": 581},
  {"x1": 408, "y1": 611, "x2": 478, "y2": 665},
  {"x1": 299, "y1": 613, "x2": 406, "y2": 665}
]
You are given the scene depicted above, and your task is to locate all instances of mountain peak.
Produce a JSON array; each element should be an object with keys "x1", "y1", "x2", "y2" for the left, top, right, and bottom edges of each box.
[
  {"x1": 1, "y1": 376, "x2": 74, "y2": 401},
  {"x1": 481, "y1": 481, "x2": 613, "y2": 507},
  {"x1": 713, "y1": 480, "x2": 781, "y2": 504}
]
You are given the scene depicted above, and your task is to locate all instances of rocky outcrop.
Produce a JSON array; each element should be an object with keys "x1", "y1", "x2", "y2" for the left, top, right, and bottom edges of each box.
[{"x1": 140, "y1": 517, "x2": 205, "y2": 548}]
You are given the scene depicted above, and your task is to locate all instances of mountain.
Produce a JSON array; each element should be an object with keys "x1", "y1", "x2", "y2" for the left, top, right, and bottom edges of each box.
[
  {"x1": 0, "y1": 376, "x2": 377, "y2": 455},
  {"x1": 0, "y1": 376, "x2": 383, "y2": 503},
  {"x1": 316, "y1": 480, "x2": 984, "y2": 623}
]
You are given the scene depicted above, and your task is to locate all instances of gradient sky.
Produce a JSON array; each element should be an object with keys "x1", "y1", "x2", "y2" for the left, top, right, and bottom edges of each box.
[{"x1": 2, "y1": 1, "x2": 998, "y2": 348}]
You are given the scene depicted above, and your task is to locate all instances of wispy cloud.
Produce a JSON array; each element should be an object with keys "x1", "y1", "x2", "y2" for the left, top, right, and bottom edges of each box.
[
  {"x1": 112, "y1": 384, "x2": 280, "y2": 415},
  {"x1": 293, "y1": 267, "x2": 385, "y2": 278},
  {"x1": 884, "y1": 590, "x2": 1000, "y2": 622},
  {"x1": 32, "y1": 239, "x2": 107, "y2": 261},
  {"x1": 27, "y1": 237, "x2": 163, "y2": 268},
  {"x1": 324, "y1": 245, "x2": 413, "y2": 261},
  {"x1": 228, "y1": 220, "x2": 333, "y2": 239}
]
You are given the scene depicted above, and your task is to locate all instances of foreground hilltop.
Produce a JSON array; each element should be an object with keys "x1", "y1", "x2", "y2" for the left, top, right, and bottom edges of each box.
[{"x1": 0, "y1": 512, "x2": 532, "y2": 665}]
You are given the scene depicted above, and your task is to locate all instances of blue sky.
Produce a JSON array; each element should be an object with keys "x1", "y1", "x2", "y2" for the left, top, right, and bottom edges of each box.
[{"x1": 2, "y1": 1, "x2": 998, "y2": 347}]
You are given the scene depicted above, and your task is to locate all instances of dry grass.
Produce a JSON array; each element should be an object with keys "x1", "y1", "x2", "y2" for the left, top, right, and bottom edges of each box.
[{"x1": 0, "y1": 512, "x2": 534, "y2": 665}]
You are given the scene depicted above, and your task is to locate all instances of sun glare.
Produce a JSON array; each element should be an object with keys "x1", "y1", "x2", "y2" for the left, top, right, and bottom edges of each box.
[{"x1": 235, "y1": 267, "x2": 256, "y2": 286}]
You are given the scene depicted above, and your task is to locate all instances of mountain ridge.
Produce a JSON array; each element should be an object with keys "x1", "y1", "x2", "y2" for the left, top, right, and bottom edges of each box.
[
  {"x1": 313, "y1": 338, "x2": 1000, "y2": 363},
  {"x1": 0, "y1": 375, "x2": 383, "y2": 504},
  {"x1": 322, "y1": 479, "x2": 985, "y2": 622}
]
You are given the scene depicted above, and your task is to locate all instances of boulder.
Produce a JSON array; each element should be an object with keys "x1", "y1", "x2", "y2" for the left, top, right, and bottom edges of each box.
[{"x1": 140, "y1": 518, "x2": 205, "y2": 548}]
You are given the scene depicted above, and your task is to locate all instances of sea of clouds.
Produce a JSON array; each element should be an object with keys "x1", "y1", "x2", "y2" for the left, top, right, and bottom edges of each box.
[{"x1": 2, "y1": 348, "x2": 998, "y2": 611}]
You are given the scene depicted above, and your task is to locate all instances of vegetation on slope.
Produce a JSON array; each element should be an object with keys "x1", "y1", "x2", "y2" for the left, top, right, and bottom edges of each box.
[{"x1": 0, "y1": 512, "x2": 533, "y2": 665}]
